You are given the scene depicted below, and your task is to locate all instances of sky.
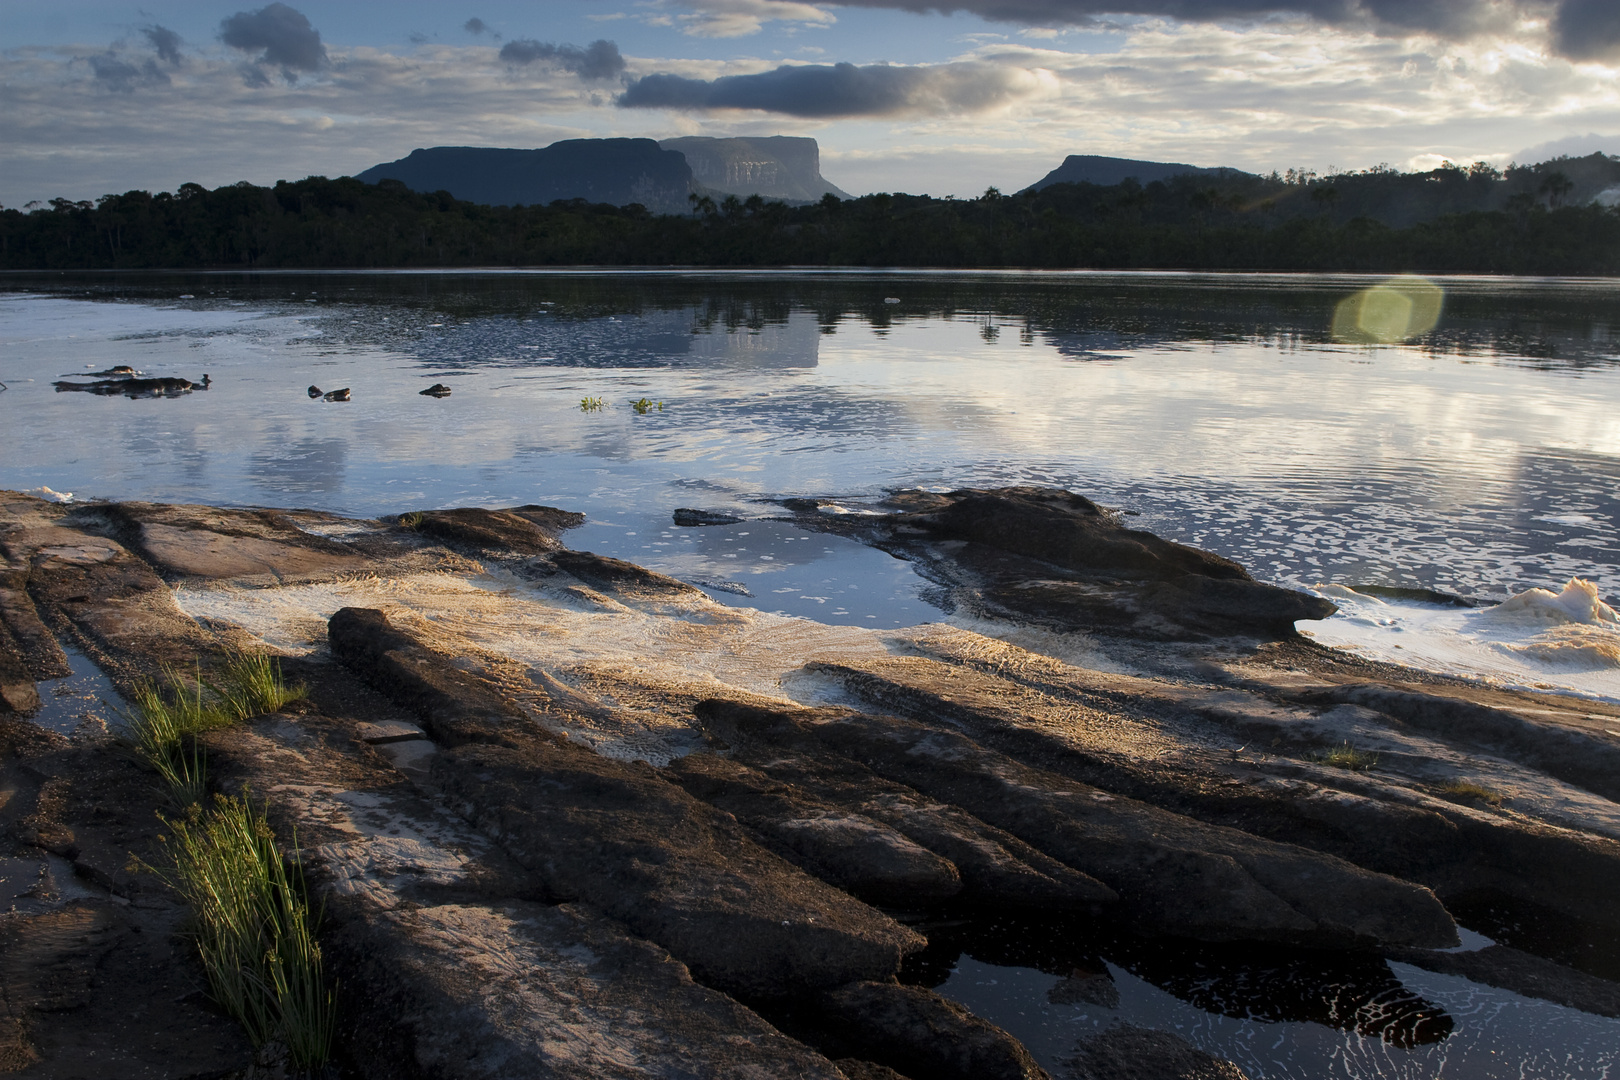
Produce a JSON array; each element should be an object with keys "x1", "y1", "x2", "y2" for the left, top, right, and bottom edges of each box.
[{"x1": 2, "y1": 0, "x2": 1618, "y2": 207}]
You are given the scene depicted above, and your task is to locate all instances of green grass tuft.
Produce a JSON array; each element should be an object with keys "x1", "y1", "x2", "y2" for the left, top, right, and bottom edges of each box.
[
  {"x1": 397, "y1": 511, "x2": 425, "y2": 530},
  {"x1": 579, "y1": 396, "x2": 605, "y2": 412},
  {"x1": 1440, "y1": 779, "x2": 1504, "y2": 805},
  {"x1": 157, "y1": 794, "x2": 335, "y2": 1068},
  {"x1": 122, "y1": 653, "x2": 306, "y2": 807},
  {"x1": 1310, "y1": 741, "x2": 1379, "y2": 771}
]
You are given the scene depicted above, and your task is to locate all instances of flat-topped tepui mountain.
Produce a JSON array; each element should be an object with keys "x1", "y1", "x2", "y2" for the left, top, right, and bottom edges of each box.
[
  {"x1": 354, "y1": 138, "x2": 696, "y2": 214},
  {"x1": 659, "y1": 136, "x2": 851, "y2": 203},
  {"x1": 1023, "y1": 154, "x2": 1251, "y2": 191}
]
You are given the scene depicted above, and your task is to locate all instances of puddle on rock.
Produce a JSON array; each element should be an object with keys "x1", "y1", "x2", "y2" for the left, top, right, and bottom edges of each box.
[
  {"x1": 29, "y1": 648, "x2": 130, "y2": 737},
  {"x1": 903, "y1": 909, "x2": 1620, "y2": 1080}
]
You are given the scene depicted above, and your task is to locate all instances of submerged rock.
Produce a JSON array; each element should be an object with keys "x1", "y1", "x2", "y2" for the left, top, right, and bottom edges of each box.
[
  {"x1": 819, "y1": 981, "x2": 1050, "y2": 1080},
  {"x1": 1065, "y1": 1023, "x2": 1251, "y2": 1080},
  {"x1": 674, "y1": 508, "x2": 744, "y2": 527},
  {"x1": 419, "y1": 383, "x2": 453, "y2": 397},
  {"x1": 52, "y1": 376, "x2": 196, "y2": 398}
]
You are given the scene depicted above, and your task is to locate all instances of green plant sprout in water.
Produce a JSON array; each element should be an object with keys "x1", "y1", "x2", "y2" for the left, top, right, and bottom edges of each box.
[
  {"x1": 580, "y1": 396, "x2": 606, "y2": 412},
  {"x1": 1310, "y1": 741, "x2": 1378, "y2": 771},
  {"x1": 630, "y1": 397, "x2": 664, "y2": 415}
]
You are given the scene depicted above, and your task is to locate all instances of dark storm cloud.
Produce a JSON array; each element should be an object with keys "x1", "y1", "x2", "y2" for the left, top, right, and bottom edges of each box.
[
  {"x1": 1550, "y1": 0, "x2": 1620, "y2": 60},
  {"x1": 142, "y1": 25, "x2": 184, "y2": 66},
  {"x1": 88, "y1": 52, "x2": 170, "y2": 91},
  {"x1": 617, "y1": 60, "x2": 1029, "y2": 117},
  {"x1": 498, "y1": 38, "x2": 625, "y2": 79},
  {"x1": 220, "y1": 3, "x2": 328, "y2": 80},
  {"x1": 830, "y1": 0, "x2": 1619, "y2": 58}
]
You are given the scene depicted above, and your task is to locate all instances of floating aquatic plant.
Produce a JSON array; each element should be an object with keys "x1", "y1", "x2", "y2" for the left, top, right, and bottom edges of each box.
[
  {"x1": 580, "y1": 396, "x2": 606, "y2": 412},
  {"x1": 630, "y1": 397, "x2": 664, "y2": 415}
]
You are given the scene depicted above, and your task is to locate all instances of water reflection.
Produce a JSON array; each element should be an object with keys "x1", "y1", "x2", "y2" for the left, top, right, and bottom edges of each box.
[{"x1": 903, "y1": 910, "x2": 1452, "y2": 1048}]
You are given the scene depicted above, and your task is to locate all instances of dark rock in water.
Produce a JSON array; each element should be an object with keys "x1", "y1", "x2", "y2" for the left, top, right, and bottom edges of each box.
[
  {"x1": 787, "y1": 486, "x2": 1336, "y2": 639},
  {"x1": 327, "y1": 606, "x2": 924, "y2": 1000},
  {"x1": 551, "y1": 550, "x2": 702, "y2": 598},
  {"x1": 405, "y1": 506, "x2": 582, "y2": 555},
  {"x1": 307, "y1": 385, "x2": 322, "y2": 398},
  {"x1": 53, "y1": 377, "x2": 194, "y2": 398},
  {"x1": 419, "y1": 383, "x2": 453, "y2": 398},
  {"x1": 699, "y1": 698, "x2": 1458, "y2": 949},
  {"x1": 835, "y1": 1060, "x2": 911, "y2": 1080},
  {"x1": 323, "y1": 388, "x2": 351, "y2": 402},
  {"x1": 78, "y1": 365, "x2": 137, "y2": 378},
  {"x1": 1348, "y1": 584, "x2": 1482, "y2": 607},
  {"x1": 673, "y1": 507, "x2": 743, "y2": 527},
  {"x1": 1064, "y1": 1022, "x2": 1251, "y2": 1080},
  {"x1": 1048, "y1": 969, "x2": 1121, "y2": 1008},
  {"x1": 665, "y1": 752, "x2": 965, "y2": 907},
  {"x1": 781, "y1": 497, "x2": 829, "y2": 512},
  {"x1": 819, "y1": 981, "x2": 1050, "y2": 1080}
]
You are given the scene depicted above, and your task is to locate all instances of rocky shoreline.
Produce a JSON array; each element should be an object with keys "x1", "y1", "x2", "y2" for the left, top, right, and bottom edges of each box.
[{"x1": 2, "y1": 486, "x2": 1618, "y2": 1079}]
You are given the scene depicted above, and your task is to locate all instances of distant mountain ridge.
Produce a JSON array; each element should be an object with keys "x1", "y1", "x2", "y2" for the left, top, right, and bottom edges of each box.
[
  {"x1": 659, "y1": 137, "x2": 850, "y2": 202},
  {"x1": 1024, "y1": 155, "x2": 1250, "y2": 191},
  {"x1": 355, "y1": 139, "x2": 695, "y2": 214}
]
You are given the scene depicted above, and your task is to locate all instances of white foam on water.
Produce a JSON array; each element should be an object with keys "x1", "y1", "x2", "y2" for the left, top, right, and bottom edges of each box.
[{"x1": 1307, "y1": 579, "x2": 1620, "y2": 701}]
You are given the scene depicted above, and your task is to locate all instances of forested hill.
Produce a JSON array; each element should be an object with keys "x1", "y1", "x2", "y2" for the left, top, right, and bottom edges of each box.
[{"x1": 4, "y1": 165, "x2": 1618, "y2": 275}]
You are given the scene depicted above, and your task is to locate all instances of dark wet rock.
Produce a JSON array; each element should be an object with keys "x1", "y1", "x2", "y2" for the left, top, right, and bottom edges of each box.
[
  {"x1": 835, "y1": 1060, "x2": 912, "y2": 1080},
  {"x1": 780, "y1": 497, "x2": 829, "y2": 512},
  {"x1": 665, "y1": 752, "x2": 965, "y2": 907},
  {"x1": 0, "y1": 626, "x2": 39, "y2": 714},
  {"x1": 308, "y1": 384, "x2": 323, "y2": 398},
  {"x1": 790, "y1": 486, "x2": 1335, "y2": 639},
  {"x1": 674, "y1": 507, "x2": 744, "y2": 526},
  {"x1": 419, "y1": 383, "x2": 453, "y2": 397},
  {"x1": 1388, "y1": 943, "x2": 1620, "y2": 1018},
  {"x1": 329, "y1": 606, "x2": 924, "y2": 999},
  {"x1": 405, "y1": 506, "x2": 582, "y2": 556},
  {"x1": 1064, "y1": 1023, "x2": 1251, "y2": 1080},
  {"x1": 694, "y1": 701, "x2": 1118, "y2": 911},
  {"x1": 79, "y1": 366, "x2": 137, "y2": 378},
  {"x1": 699, "y1": 698, "x2": 1457, "y2": 948},
  {"x1": 323, "y1": 387, "x2": 351, "y2": 401},
  {"x1": 52, "y1": 376, "x2": 195, "y2": 397},
  {"x1": 551, "y1": 549, "x2": 703, "y2": 598},
  {"x1": 820, "y1": 981, "x2": 1049, "y2": 1080}
]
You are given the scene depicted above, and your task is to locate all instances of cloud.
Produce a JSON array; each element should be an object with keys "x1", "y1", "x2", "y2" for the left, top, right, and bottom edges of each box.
[
  {"x1": 88, "y1": 53, "x2": 170, "y2": 92},
  {"x1": 657, "y1": 0, "x2": 838, "y2": 37},
  {"x1": 220, "y1": 3, "x2": 328, "y2": 81},
  {"x1": 831, "y1": 0, "x2": 1619, "y2": 59},
  {"x1": 499, "y1": 38, "x2": 626, "y2": 79},
  {"x1": 464, "y1": 18, "x2": 492, "y2": 36},
  {"x1": 1550, "y1": 0, "x2": 1620, "y2": 60},
  {"x1": 142, "y1": 25, "x2": 185, "y2": 66},
  {"x1": 1514, "y1": 132, "x2": 1620, "y2": 159},
  {"x1": 618, "y1": 60, "x2": 1041, "y2": 116}
]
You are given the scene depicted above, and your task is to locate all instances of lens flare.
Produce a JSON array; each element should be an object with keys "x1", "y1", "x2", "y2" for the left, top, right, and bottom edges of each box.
[{"x1": 1331, "y1": 275, "x2": 1444, "y2": 343}]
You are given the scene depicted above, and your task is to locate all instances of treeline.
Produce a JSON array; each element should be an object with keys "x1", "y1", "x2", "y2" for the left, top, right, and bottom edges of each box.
[{"x1": 3, "y1": 170, "x2": 1617, "y2": 275}]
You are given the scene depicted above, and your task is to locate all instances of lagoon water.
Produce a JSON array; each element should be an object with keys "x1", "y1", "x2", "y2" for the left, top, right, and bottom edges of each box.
[{"x1": 3, "y1": 269, "x2": 1618, "y2": 1077}]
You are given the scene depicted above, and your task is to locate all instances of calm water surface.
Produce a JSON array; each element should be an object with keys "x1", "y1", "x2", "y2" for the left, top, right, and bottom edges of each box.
[{"x1": 3, "y1": 270, "x2": 1618, "y2": 1078}]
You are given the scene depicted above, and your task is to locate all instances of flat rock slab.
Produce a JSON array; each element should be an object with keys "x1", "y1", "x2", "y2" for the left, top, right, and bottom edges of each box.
[
  {"x1": 820, "y1": 981, "x2": 1050, "y2": 1080},
  {"x1": 1064, "y1": 1023, "x2": 1251, "y2": 1080},
  {"x1": 332, "y1": 900, "x2": 851, "y2": 1080},
  {"x1": 133, "y1": 521, "x2": 370, "y2": 582},
  {"x1": 407, "y1": 506, "x2": 583, "y2": 555}
]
